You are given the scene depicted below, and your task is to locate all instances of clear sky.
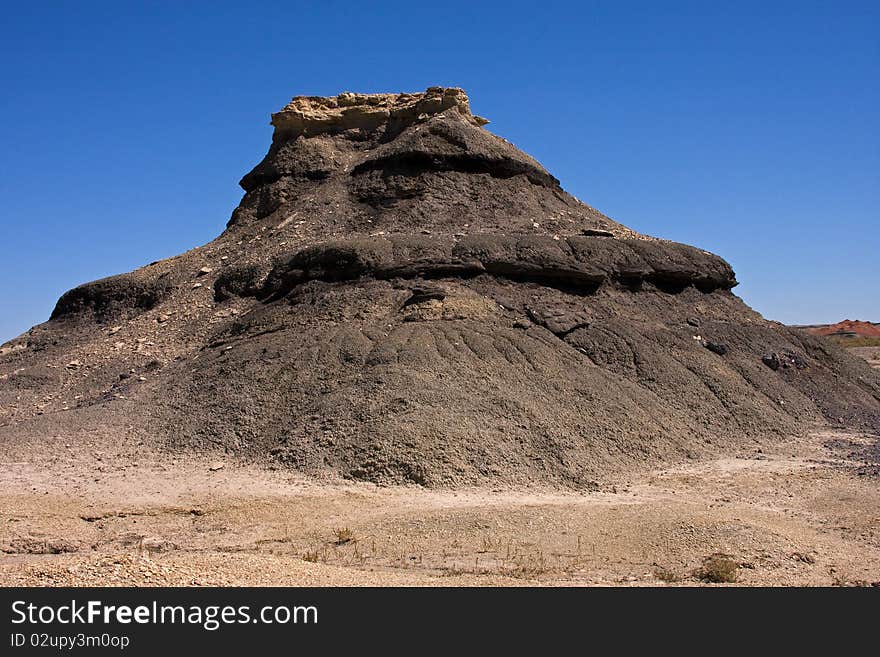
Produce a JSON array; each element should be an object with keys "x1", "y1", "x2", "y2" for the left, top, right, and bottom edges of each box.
[{"x1": 0, "y1": 1, "x2": 877, "y2": 343}]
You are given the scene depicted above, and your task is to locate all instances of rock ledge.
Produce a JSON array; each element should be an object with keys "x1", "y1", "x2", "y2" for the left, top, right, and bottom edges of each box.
[{"x1": 271, "y1": 86, "x2": 489, "y2": 141}]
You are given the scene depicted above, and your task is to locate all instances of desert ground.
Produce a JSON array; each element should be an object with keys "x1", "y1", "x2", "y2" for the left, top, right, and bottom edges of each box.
[
  {"x1": 1, "y1": 423, "x2": 877, "y2": 587},
  {"x1": 848, "y1": 346, "x2": 880, "y2": 370}
]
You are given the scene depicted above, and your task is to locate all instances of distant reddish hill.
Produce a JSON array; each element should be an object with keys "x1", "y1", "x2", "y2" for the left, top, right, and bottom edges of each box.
[{"x1": 806, "y1": 320, "x2": 880, "y2": 338}]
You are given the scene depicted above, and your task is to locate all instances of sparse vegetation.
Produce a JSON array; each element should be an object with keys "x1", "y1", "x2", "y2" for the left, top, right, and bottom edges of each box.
[
  {"x1": 830, "y1": 569, "x2": 874, "y2": 587},
  {"x1": 696, "y1": 553, "x2": 738, "y2": 583},
  {"x1": 333, "y1": 527, "x2": 355, "y2": 545},
  {"x1": 831, "y1": 336, "x2": 880, "y2": 347},
  {"x1": 653, "y1": 566, "x2": 682, "y2": 583}
]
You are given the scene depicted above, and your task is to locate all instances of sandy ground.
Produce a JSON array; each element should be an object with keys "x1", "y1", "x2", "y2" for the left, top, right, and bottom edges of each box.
[
  {"x1": 849, "y1": 346, "x2": 880, "y2": 370},
  {"x1": 0, "y1": 427, "x2": 878, "y2": 587}
]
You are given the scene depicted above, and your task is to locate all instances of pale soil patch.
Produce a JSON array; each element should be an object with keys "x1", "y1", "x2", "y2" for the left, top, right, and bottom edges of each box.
[
  {"x1": 848, "y1": 346, "x2": 880, "y2": 369},
  {"x1": 0, "y1": 429, "x2": 877, "y2": 586}
]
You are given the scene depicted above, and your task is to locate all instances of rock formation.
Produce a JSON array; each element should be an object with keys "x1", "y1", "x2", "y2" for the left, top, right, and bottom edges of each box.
[
  {"x1": 2, "y1": 87, "x2": 878, "y2": 486},
  {"x1": 805, "y1": 320, "x2": 880, "y2": 339}
]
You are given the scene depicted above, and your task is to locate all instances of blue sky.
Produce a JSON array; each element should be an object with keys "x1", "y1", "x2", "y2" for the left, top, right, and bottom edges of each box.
[{"x1": 0, "y1": 1, "x2": 877, "y2": 343}]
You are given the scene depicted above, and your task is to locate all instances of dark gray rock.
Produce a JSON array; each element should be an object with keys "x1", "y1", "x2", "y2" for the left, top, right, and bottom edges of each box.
[
  {"x1": 704, "y1": 341, "x2": 729, "y2": 356},
  {"x1": 51, "y1": 273, "x2": 173, "y2": 323}
]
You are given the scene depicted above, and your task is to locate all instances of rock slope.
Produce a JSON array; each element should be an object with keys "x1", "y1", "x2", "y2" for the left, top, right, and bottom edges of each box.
[{"x1": 2, "y1": 87, "x2": 878, "y2": 487}]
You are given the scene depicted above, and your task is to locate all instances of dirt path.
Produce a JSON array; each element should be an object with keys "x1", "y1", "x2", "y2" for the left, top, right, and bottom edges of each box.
[{"x1": 1, "y1": 429, "x2": 878, "y2": 586}]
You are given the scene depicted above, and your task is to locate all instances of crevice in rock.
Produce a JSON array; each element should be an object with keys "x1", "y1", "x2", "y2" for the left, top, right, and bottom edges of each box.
[{"x1": 350, "y1": 151, "x2": 558, "y2": 189}]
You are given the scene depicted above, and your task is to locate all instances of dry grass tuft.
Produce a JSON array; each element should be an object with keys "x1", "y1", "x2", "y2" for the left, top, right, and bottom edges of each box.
[
  {"x1": 333, "y1": 527, "x2": 355, "y2": 546},
  {"x1": 653, "y1": 566, "x2": 682, "y2": 583},
  {"x1": 696, "y1": 553, "x2": 738, "y2": 583}
]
